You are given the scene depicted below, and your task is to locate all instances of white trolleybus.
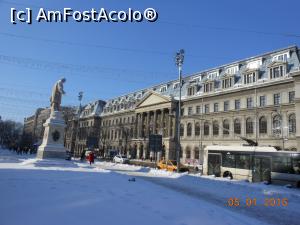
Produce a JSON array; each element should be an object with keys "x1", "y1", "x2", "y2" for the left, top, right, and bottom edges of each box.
[{"x1": 203, "y1": 145, "x2": 300, "y2": 187}]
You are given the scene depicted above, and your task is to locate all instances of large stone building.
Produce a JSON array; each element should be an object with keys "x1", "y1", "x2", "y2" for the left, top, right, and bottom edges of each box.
[
  {"x1": 29, "y1": 46, "x2": 300, "y2": 164},
  {"x1": 65, "y1": 100, "x2": 106, "y2": 157},
  {"x1": 97, "y1": 46, "x2": 300, "y2": 164},
  {"x1": 23, "y1": 108, "x2": 50, "y2": 146}
]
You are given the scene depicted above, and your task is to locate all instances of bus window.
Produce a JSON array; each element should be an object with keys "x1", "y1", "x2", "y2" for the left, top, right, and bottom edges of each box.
[
  {"x1": 272, "y1": 156, "x2": 293, "y2": 173},
  {"x1": 236, "y1": 155, "x2": 250, "y2": 170},
  {"x1": 292, "y1": 157, "x2": 300, "y2": 174},
  {"x1": 222, "y1": 153, "x2": 235, "y2": 168}
]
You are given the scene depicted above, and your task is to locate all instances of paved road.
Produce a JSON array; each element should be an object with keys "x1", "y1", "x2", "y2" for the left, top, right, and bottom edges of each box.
[{"x1": 95, "y1": 163, "x2": 300, "y2": 225}]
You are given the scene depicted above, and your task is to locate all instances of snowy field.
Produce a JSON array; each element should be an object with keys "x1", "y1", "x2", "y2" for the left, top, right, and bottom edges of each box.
[{"x1": 0, "y1": 149, "x2": 299, "y2": 225}]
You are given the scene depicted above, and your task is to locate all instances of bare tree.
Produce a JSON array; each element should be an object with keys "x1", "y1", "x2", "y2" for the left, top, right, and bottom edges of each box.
[
  {"x1": 0, "y1": 117, "x2": 23, "y2": 149},
  {"x1": 117, "y1": 121, "x2": 134, "y2": 156},
  {"x1": 99, "y1": 126, "x2": 112, "y2": 157}
]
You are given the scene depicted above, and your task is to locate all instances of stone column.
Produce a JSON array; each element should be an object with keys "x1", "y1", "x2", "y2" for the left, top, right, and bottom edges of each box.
[
  {"x1": 134, "y1": 114, "x2": 138, "y2": 138},
  {"x1": 136, "y1": 143, "x2": 140, "y2": 159},
  {"x1": 192, "y1": 120, "x2": 195, "y2": 139},
  {"x1": 154, "y1": 110, "x2": 157, "y2": 134},
  {"x1": 166, "y1": 109, "x2": 172, "y2": 137},
  {"x1": 219, "y1": 118, "x2": 223, "y2": 139},
  {"x1": 241, "y1": 116, "x2": 246, "y2": 137},
  {"x1": 267, "y1": 113, "x2": 272, "y2": 136},
  {"x1": 230, "y1": 118, "x2": 234, "y2": 139},
  {"x1": 172, "y1": 116, "x2": 176, "y2": 138},
  {"x1": 139, "y1": 114, "x2": 143, "y2": 138},
  {"x1": 209, "y1": 118, "x2": 213, "y2": 139},
  {"x1": 160, "y1": 109, "x2": 165, "y2": 136},
  {"x1": 282, "y1": 111, "x2": 288, "y2": 138},
  {"x1": 183, "y1": 122, "x2": 187, "y2": 138},
  {"x1": 146, "y1": 112, "x2": 150, "y2": 137}
]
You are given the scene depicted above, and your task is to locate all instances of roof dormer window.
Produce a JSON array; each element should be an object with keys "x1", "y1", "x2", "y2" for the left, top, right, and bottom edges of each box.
[
  {"x1": 187, "y1": 86, "x2": 196, "y2": 96},
  {"x1": 208, "y1": 71, "x2": 219, "y2": 79},
  {"x1": 243, "y1": 71, "x2": 257, "y2": 84},
  {"x1": 222, "y1": 77, "x2": 233, "y2": 89},
  {"x1": 203, "y1": 81, "x2": 214, "y2": 93},
  {"x1": 173, "y1": 82, "x2": 179, "y2": 89},
  {"x1": 160, "y1": 85, "x2": 167, "y2": 92},
  {"x1": 269, "y1": 64, "x2": 286, "y2": 79},
  {"x1": 225, "y1": 65, "x2": 239, "y2": 75},
  {"x1": 246, "y1": 59, "x2": 262, "y2": 70},
  {"x1": 272, "y1": 52, "x2": 289, "y2": 62}
]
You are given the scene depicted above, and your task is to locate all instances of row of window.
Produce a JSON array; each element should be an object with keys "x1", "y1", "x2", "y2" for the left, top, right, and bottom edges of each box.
[
  {"x1": 103, "y1": 101, "x2": 136, "y2": 113},
  {"x1": 188, "y1": 64, "x2": 287, "y2": 95},
  {"x1": 220, "y1": 153, "x2": 300, "y2": 174},
  {"x1": 185, "y1": 91, "x2": 295, "y2": 115},
  {"x1": 180, "y1": 114, "x2": 296, "y2": 137},
  {"x1": 79, "y1": 120, "x2": 94, "y2": 128},
  {"x1": 103, "y1": 127, "x2": 134, "y2": 140},
  {"x1": 103, "y1": 116, "x2": 135, "y2": 127}
]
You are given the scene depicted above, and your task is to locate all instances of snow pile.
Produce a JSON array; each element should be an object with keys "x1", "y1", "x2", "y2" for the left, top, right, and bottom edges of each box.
[
  {"x1": 147, "y1": 168, "x2": 186, "y2": 178},
  {"x1": 0, "y1": 149, "x2": 299, "y2": 225}
]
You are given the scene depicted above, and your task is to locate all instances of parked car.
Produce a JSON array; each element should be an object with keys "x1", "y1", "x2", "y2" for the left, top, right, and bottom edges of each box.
[
  {"x1": 113, "y1": 155, "x2": 129, "y2": 164},
  {"x1": 157, "y1": 160, "x2": 189, "y2": 172}
]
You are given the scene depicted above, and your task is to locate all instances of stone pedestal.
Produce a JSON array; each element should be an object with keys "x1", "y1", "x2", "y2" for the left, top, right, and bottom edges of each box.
[{"x1": 37, "y1": 111, "x2": 67, "y2": 159}]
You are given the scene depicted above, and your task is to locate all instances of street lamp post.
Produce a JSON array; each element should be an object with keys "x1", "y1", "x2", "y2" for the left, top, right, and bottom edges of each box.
[
  {"x1": 75, "y1": 91, "x2": 83, "y2": 157},
  {"x1": 175, "y1": 49, "x2": 184, "y2": 173}
]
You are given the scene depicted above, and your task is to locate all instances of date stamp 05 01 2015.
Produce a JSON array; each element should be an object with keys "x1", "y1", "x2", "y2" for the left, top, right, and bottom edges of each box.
[{"x1": 226, "y1": 197, "x2": 288, "y2": 207}]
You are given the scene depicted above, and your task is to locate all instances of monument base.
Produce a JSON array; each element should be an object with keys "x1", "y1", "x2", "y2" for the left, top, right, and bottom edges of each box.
[
  {"x1": 37, "y1": 145, "x2": 66, "y2": 159},
  {"x1": 37, "y1": 111, "x2": 67, "y2": 160}
]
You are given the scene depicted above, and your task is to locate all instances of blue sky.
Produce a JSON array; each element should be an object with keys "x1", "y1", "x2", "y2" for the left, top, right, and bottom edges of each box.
[{"x1": 0, "y1": 0, "x2": 300, "y2": 122}]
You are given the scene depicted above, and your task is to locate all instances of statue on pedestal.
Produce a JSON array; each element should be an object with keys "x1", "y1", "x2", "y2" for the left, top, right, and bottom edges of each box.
[
  {"x1": 50, "y1": 78, "x2": 66, "y2": 112},
  {"x1": 37, "y1": 78, "x2": 68, "y2": 159}
]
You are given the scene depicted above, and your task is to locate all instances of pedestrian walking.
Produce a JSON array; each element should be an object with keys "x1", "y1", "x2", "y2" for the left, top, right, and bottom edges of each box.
[{"x1": 88, "y1": 152, "x2": 94, "y2": 165}]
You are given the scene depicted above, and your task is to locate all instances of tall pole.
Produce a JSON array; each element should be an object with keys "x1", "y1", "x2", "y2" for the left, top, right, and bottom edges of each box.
[
  {"x1": 75, "y1": 91, "x2": 83, "y2": 157},
  {"x1": 175, "y1": 49, "x2": 184, "y2": 173}
]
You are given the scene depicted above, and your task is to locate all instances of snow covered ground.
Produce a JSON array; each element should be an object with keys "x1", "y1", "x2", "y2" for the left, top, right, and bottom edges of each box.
[{"x1": 0, "y1": 149, "x2": 299, "y2": 225}]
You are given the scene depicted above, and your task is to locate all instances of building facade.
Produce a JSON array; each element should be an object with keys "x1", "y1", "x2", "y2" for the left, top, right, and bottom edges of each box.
[
  {"x1": 65, "y1": 100, "x2": 106, "y2": 157},
  {"x1": 26, "y1": 46, "x2": 300, "y2": 163},
  {"x1": 97, "y1": 46, "x2": 300, "y2": 164}
]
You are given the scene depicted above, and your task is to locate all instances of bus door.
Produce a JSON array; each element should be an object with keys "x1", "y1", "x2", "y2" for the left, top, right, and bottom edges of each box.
[
  {"x1": 252, "y1": 156, "x2": 271, "y2": 183},
  {"x1": 208, "y1": 153, "x2": 221, "y2": 177}
]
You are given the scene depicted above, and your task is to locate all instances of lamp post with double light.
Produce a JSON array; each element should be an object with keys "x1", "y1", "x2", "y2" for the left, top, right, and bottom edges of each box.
[{"x1": 175, "y1": 49, "x2": 184, "y2": 172}]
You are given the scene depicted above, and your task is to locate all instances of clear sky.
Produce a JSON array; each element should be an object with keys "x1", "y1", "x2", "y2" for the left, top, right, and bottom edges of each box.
[{"x1": 0, "y1": 0, "x2": 300, "y2": 122}]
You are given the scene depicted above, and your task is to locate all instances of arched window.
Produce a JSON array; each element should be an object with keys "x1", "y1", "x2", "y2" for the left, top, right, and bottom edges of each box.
[
  {"x1": 195, "y1": 122, "x2": 200, "y2": 136},
  {"x1": 194, "y1": 147, "x2": 199, "y2": 160},
  {"x1": 185, "y1": 147, "x2": 191, "y2": 159},
  {"x1": 223, "y1": 119, "x2": 230, "y2": 135},
  {"x1": 187, "y1": 123, "x2": 192, "y2": 136},
  {"x1": 234, "y1": 118, "x2": 241, "y2": 134},
  {"x1": 180, "y1": 124, "x2": 184, "y2": 137},
  {"x1": 259, "y1": 116, "x2": 267, "y2": 134},
  {"x1": 213, "y1": 121, "x2": 219, "y2": 135},
  {"x1": 204, "y1": 122, "x2": 210, "y2": 136},
  {"x1": 289, "y1": 114, "x2": 296, "y2": 134},
  {"x1": 273, "y1": 115, "x2": 281, "y2": 135},
  {"x1": 246, "y1": 118, "x2": 253, "y2": 134}
]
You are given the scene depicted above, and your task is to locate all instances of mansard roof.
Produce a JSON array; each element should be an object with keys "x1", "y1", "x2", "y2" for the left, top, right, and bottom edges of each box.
[
  {"x1": 80, "y1": 99, "x2": 106, "y2": 118},
  {"x1": 100, "y1": 45, "x2": 300, "y2": 115}
]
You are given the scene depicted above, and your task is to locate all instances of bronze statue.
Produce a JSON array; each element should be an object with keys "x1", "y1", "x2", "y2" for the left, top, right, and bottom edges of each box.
[{"x1": 50, "y1": 78, "x2": 66, "y2": 112}]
